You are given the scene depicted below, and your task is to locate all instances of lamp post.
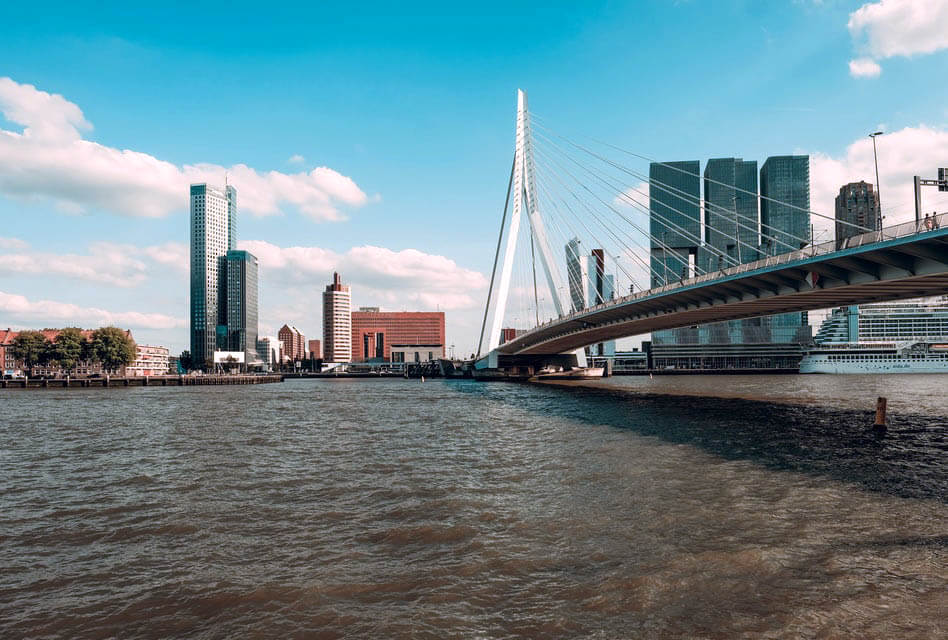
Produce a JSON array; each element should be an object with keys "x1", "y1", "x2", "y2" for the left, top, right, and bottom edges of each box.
[{"x1": 869, "y1": 131, "x2": 884, "y2": 229}]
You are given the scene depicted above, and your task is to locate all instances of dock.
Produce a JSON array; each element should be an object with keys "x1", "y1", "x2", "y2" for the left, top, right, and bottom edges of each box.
[{"x1": 1, "y1": 375, "x2": 284, "y2": 389}]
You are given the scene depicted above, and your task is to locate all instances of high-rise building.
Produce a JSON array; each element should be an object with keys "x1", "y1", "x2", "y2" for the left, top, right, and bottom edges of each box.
[
  {"x1": 256, "y1": 335, "x2": 281, "y2": 371},
  {"x1": 564, "y1": 239, "x2": 616, "y2": 356},
  {"x1": 835, "y1": 181, "x2": 881, "y2": 244},
  {"x1": 278, "y1": 324, "x2": 306, "y2": 362},
  {"x1": 190, "y1": 183, "x2": 233, "y2": 368},
  {"x1": 760, "y1": 155, "x2": 810, "y2": 256},
  {"x1": 703, "y1": 158, "x2": 759, "y2": 267},
  {"x1": 323, "y1": 272, "x2": 352, "y2": 362},
  {"x1": 308, "y1": 339, "x2": 322, "y2": 360},
  {"x1": 649, "y1": 161, "x2": 700, "y2": 287},
  {"x1": 350, "y1": 309, "x2": 445, "y2": 361},
  {"x1": 218, "y1": 250, "x2": 258, "y2": 363}
]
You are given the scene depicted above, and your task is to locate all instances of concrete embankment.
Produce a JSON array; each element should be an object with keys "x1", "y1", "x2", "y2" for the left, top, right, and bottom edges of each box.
[{"x1": 1, "y1": 375, "x2": 284, "y2": 389}]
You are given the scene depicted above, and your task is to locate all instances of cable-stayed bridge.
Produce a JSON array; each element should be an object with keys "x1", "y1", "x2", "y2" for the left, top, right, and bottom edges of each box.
[{"x1": 475, "y1": 90, "x2": 948, "y2": 374}]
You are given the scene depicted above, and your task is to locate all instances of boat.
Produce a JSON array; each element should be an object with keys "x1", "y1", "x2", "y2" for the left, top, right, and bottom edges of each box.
[
  {"x1": 800, "y1": 297, "x2": 948, "y2": 374},
  {"x1": 532, "y1": 366, "x2": 605, "y2": 380}
]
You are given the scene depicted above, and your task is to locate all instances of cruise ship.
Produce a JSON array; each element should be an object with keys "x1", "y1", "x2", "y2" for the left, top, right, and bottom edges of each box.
[{"x1": 800, "y1": 297, "x2": 948, "y2": 374}]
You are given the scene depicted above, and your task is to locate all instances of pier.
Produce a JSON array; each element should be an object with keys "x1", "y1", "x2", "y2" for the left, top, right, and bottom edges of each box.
[{"x1": 0, "y1": 375, "x2": 284, "y2": 389}]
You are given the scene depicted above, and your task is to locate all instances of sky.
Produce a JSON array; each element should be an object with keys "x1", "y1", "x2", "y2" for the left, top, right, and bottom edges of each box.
[{"x1": 1, "y1": 0, "x2": 947, "y2": 356}]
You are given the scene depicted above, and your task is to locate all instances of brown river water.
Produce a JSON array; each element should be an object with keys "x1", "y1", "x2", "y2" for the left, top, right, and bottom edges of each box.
[{"x1": 1, "y1": 377, "x2": 945, "y2": 639}]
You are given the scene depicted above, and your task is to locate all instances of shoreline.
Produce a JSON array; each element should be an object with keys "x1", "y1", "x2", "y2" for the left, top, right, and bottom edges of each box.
[{"x1": 0, "y1": 374, "x2": 284, "y2": 389}]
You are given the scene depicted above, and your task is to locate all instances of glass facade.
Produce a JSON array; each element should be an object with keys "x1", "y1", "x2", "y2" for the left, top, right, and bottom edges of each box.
[
  {"x1": 649, "y1": 161, "x2": 700, "y2": 289},
  {"x1": 703, "y1": 158, "x2": 758, "y2": 266},
  {"x1": 190, "y1": 183, "x2": 231, "y2": 369},
  {"x1": 218, "y1": 250, "x2": 259, "y2": 364},
  {"x1": 760, "y1": 155, "x2": 810, "y2": 256}
]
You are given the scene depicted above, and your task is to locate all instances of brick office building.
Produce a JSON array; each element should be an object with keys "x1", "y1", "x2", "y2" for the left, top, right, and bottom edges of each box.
[
  {"x1": 278, "y1": 324, "x2": 306, "y2": 362},
  {"x1": 350, "y1": 308, "x2": 445, "y2": 362}
]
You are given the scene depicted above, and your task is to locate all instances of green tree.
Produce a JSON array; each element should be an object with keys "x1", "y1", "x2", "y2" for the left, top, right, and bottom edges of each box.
[
  {"x1": 91, "y1": 327, "x2": 137, "y2": 372},
  {"x1": 11, "y1": 330, "x2": 51, "y2": 370},
  {"x1": 51, "y1": 328, "x2": 84, "y2": 372}
]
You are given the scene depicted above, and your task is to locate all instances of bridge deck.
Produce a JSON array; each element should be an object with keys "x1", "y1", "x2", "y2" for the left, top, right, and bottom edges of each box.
[{"x1": 500, "y1": 220, "x2": 948, "y2": 356}]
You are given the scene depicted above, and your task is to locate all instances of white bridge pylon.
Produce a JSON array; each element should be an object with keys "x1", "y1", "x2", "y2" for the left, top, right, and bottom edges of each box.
[{"x1": 481, "y1": 89, "x2": 586, "y2": 369}]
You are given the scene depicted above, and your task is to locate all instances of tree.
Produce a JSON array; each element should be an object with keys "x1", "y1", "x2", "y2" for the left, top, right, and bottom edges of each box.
[
  {"x1": 90, "y1": 327, "x2": 136, "y2": 372},
  {"x1": 179, "y1": 350, "x2": 193, "y2": 372},
  {"x1": 11, "y1": 331, "x2": 50, "y2": 370},
  {"x1": 51, "y1": 327, "x2": 85, "y2": 372}
]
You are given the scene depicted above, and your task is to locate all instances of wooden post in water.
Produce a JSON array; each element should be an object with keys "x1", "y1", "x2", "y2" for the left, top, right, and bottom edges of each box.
[{"x1": 873, "y1": 396, "x2": 887, "y2": 433}]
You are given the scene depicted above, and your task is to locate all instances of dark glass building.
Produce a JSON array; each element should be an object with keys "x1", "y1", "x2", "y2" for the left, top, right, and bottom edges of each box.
[
  {"x1": 703, "y1": 158, "x2": 759, "y2": 267},
  {"x1": 760, "y1": 155, "x2": 810, "y2": 256},
  {"x1": 649, "y1": 161, "x2": 700, "y2": 288},
  {"x1": 217, "y1": 249, "x2": 259, "y2": 364}
]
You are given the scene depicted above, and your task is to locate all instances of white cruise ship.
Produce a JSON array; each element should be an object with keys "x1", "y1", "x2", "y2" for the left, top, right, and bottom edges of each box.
[{"x1": 800, "y1": 297, "x2": 948, "y2": 374}]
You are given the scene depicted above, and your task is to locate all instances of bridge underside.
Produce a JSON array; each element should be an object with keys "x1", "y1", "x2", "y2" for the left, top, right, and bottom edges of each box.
[{"x1": 500, "y1": 229, "x2": 948, "y2": 356}]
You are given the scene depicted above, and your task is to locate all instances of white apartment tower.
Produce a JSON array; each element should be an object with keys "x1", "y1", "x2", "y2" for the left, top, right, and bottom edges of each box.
[
  {"x1": 322, "y1": 272, "x2": 352, "y2": 362},
  {"x1": 190, "y1": 182, "x2": 237, "y2": 368}
]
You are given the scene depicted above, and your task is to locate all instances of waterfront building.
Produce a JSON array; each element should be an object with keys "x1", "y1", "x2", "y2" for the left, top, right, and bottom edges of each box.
[
  {"x1": 500, "y1": 327, "x2": 524, "y2": 344},
  {"x1": 190, "y1": 183, "x2": 236, "y2": 369},
  {"x1": 350, "y1": 309, "x2": 445, "y2": 362},
  {"x1": 323, "y1": 272, "x2": 352, "y2": 363},
  {"x1": 703, "y1": 158, "x2": 759, "y2": 266},
  {"x1": 1, "y1": 327, "x2": 135, "y2": 376},
  {"x1": 125, "y1": 344, "x2": 171, "y2": 376},
  {"x1": 256, "y1": 335, "x2": 282, "y2": 371},
  {"x1": 835, "y1": 181, "x2": 881, "y2": 244},
  {"x1": 760, "y1": 155, "x2": 810, "y2": 256},
  {"x1": 308, "y1": 339, "x2": 322, "y2": 360},
  {"x1": 649, "y1": 161, "x2": 700, "y2": 287},
  {"x1": 218, "y1": 250, "x2": 259, "y2": 364},
  {"x1": 278, "y1": 324, "x2": 306, "y2": 362},
  {"x1": 564, "y1": 239, "x2": 616, "y2": 356},
  {"x1": 389, "y1": 344, "x2": 444, "y2": 363}
]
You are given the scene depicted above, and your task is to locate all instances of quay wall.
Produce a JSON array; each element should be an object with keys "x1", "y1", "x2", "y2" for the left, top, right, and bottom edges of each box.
[{"x1": 0, "y1": 375, "x2": 284, "y2": 389}]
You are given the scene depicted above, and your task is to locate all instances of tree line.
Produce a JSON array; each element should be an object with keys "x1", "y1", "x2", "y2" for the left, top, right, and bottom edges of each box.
[{"x1": 11, "y1": 327, "x2": 136, "y2": 372}]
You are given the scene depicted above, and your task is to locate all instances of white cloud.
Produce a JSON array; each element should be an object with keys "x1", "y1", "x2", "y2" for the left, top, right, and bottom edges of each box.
[
  {"x1": 288, "y1": 154, "x2": 305, "y2": 164},
  {"x1": 0, "y1": 236, "x2": 28, "y2": 250},
  {"x1": 847, "y1": 0, "x2": 948, "y2": 76},
  {"x1": 0, "y1": 240, "x2": 190, "y2": 286},
  {"x1": 848, "y1": 57, "x2": 882, "y2": 77},
  {"x1": 239, "y1": 240, "x2": 488, "y2": 311},
  {"x1": 808, "y1": 125, "x2": 948, "y2": 240},
  {"x1": 0, "y1": 77, "x2": 372, "y2": 221},
  {"x1": 0, "y1": 290, "x2": 185, "y2": 329}
]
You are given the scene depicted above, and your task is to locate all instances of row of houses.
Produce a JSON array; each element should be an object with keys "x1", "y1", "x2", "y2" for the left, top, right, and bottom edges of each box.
[{"x1": 0, "y1": 328, "x2": 171, "y2": 377}]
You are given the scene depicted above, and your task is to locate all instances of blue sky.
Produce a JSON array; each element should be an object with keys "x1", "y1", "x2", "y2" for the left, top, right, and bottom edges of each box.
[{"x1": 1, "y1": 0, "x2": 947, "y2": 354}]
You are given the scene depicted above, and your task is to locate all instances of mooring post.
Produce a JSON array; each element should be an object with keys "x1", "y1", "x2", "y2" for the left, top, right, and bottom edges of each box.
[{"x1": 873, "y1": 396, "x2": 887, "y2": 433}]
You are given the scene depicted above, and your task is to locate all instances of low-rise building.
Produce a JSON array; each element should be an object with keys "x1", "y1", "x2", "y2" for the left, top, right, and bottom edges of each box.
[
  {"x1": 390, "y1": 344, "x2": 443, "y2": 363},
  {"x1": 126, "y1": 344, "x2": 171, "y2": 376}
]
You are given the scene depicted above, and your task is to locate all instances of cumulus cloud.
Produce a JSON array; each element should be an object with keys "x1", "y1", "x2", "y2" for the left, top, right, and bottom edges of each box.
[
  {"x1": 239, "y1": 240, "x2": 488, "y2": 311},
  {"x1": 0, "y1": 290, "x2": 185, "y2": 329},
  {"x1": 808, "y1": 125, "x2": 948, "y2": 240},
  {"x1": 0, "y1": 236, "x2": 29, "y2": 250},
  {"x1": 0, "y1": 77, "x2": 372, "y2": 221},
  {"x1": 847, "y1": 0, "x2": 948, "y2": 76},
  {"x1": 848, "y1": 57, "x2": 882, "y2": 77},
  {"x1": 288, "y1": 154, "x2": 305, "y2": 164},
  {"x1": 0, "y1": 240, "x2": 190, "y2": 286}
]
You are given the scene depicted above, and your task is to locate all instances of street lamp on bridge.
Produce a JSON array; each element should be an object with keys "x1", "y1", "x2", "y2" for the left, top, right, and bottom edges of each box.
[{"x1": 869, "y1": 131, "x2": 884, "y2": 229}]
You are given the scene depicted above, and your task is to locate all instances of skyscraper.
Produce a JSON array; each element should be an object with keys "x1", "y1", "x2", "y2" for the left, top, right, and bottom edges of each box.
[
  {"x1": 760, "y1": 155, "x2": 810, "y2": 256},
  {"x1": 218, "y1": 249, "x2": 258, "y2": 363},
  {"x1": 835, "y1": 181, "x2": 881, "y2": 244},
  {"x1": 649, "y1": 161, "x2": 700, "y2": 288},
  {"x1": 564, "y1": 239, "x2": 616, "y2": 356},
  {"x1": 190, "y1": 183, "x2": 233, "y2": 369},
  {"x1": 703, "y1": 158, "x2": 758, "y2": 266},
  {"x1": 323, "y1": 272, "x2": 352, "y2": 362}
]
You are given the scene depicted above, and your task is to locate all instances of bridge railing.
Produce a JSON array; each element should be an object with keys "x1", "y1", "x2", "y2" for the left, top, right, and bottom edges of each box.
[{"x1": 529, "y1": 213, "x2": 947, "y2": 334}]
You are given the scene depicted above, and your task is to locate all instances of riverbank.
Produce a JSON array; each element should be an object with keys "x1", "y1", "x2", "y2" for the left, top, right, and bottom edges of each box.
[{"x1": 0, "y1": 375, "x2": 284, "y2": 389}]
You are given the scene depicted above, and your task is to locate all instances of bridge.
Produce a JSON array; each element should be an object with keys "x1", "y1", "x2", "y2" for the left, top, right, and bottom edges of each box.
[{"x1": 475, "y1": 90, "x2": 948, "y2": 373}]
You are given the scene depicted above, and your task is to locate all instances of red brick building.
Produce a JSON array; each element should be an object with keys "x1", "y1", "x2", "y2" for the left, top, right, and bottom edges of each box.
[
  {"x1": 1, "y1": 327, "x2": 135, "y2": 376},
  {"x1": 350, "y1": 309, "x2": 445, "y2": 361},
  {"x1": 308, "y1": 339, "x2": 322, "y2": 359},
  {"x1": 278, "y1": 324, "x2": 306, "y2": 362}
]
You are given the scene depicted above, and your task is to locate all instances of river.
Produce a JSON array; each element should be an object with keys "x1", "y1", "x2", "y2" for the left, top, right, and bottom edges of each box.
[{"x1": 1, "y1": 377, "x2": 945, "y2": 638}]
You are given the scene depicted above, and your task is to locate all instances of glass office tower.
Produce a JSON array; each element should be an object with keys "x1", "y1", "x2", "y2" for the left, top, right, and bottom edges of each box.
[
  {"x1": 218, "y1": 249, "x2": 259, "y2": 364},
  {"x1": 703, "y1": 158, "x2": 759, "y2": 267},
  {"x1": 760, "y1": 155, "x2": 810, "y2": 256},
  {"x1": 190, "y1": 183, "x2": 232, "y2": 369}
]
